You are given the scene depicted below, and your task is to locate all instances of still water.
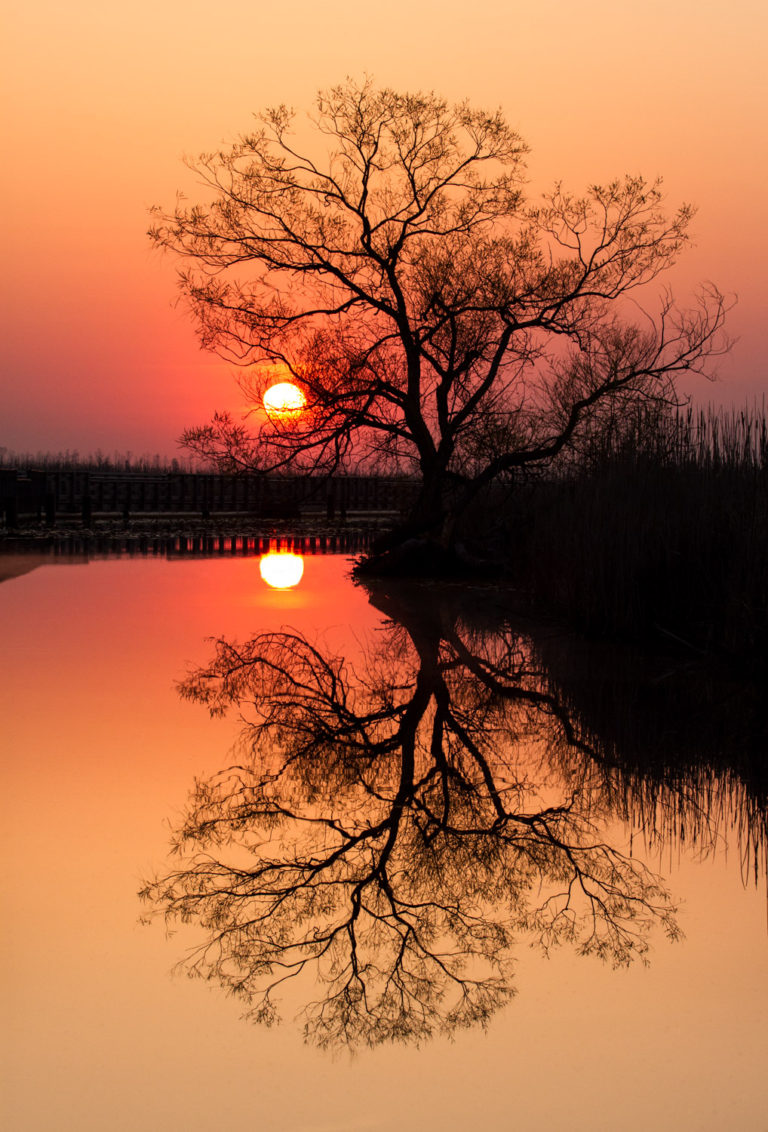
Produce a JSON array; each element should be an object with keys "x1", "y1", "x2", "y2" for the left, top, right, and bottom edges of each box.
[{"x1": 1, "y1": 551, "x2": 766, "y2": 1131}]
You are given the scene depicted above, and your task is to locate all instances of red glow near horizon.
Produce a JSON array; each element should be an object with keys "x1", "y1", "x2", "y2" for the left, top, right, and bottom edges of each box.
[{"x1": 2, "y1": 0, "x2": 765, "y2": 459}]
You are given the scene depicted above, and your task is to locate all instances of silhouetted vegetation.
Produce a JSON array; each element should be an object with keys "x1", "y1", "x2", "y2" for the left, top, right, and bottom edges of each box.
[
  {"x1": 151, "y1": 79, "x2": 726, "y2": 567},
  {"x1": 0, "y1": 448, "x2": 200, "y2": 473},
  {"x1": 477, "y1": 402, "x2": 768, "y2": 660},
  {"x1": 4, "y1": 399, "x2": 765, "y2": 662},
  {"x1": 140, "y1": 582, "x2": 700, "y2": 1049},
  {"x1": 533, "y1": 624, "x2": 768, "y2": 886},
  {"x1": 141, "y1": 579, "x2": 767, "y2": 1048}
]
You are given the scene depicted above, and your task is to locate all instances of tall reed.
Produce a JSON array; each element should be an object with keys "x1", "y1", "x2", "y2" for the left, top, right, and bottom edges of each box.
[{"x1": 498, "y1": 401, "x2": 768, "y2": 659}]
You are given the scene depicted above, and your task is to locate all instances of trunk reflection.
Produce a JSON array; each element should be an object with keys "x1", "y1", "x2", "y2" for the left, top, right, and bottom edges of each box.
[{"x1": 142, "y1": 580, "x2": 765, "y2": 1049}]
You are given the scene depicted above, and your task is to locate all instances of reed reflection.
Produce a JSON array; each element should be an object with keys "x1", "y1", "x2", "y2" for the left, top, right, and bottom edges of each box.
[
  {"x1": 537, "y1": 631, "x2": 768, "y2": 886},
  {"x1": 145, "y1": 582, "x2": 768, "y2": 1048}
]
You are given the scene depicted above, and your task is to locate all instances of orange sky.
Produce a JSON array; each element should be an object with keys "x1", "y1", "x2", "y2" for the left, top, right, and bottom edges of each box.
[{"x1": 2, "y1": 0, "x2": 766, "y2": 457}]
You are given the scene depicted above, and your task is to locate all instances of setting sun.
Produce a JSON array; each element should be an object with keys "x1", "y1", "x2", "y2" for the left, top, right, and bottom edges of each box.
[
  {"x1": 263, "y1": 382, "x2": 307, "y2": 418},
  {"x1": 259, "y1": 551, "x2": 305, "y2": 589}
]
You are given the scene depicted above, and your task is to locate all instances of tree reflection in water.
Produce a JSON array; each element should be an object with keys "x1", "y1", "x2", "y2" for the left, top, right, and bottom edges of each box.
[{"x1": 142, "y1": 582, "x2": 688, "y2": 1049}]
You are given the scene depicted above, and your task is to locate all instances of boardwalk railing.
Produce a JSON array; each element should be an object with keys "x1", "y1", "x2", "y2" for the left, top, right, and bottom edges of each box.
[{"x1": 0, "y1": 470, "x2": 420, "y2": 527}]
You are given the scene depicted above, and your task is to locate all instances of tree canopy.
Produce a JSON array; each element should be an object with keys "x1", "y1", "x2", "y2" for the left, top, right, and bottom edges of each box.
[{"x1": 150, "y1": 79, "x2": 728, "y2": 555}]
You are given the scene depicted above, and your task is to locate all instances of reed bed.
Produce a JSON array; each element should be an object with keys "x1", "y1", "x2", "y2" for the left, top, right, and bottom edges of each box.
[{"x1": 499, "y1": 402, "x2": 768, "y2": 659}]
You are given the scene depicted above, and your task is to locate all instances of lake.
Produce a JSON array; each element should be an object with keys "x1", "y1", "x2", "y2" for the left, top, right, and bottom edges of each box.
[{"x1": 1, "y1": 549, "x2": 766, "y2": 1131}]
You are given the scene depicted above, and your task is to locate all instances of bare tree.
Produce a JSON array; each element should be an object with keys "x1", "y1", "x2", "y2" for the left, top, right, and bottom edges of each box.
[
  {"x1": 141, "y1": 583, "x2": 681, "y2": 1048},
  {"x1": 150, "y1": 78, "x2": 729, "y2": 563}
]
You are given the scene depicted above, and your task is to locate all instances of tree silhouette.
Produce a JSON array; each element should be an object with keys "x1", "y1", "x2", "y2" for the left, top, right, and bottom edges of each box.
[
  {"x1": 150, "y1": 80, "x2": 728, "y2": 564},
  {"x1": 141, "y1": 583, "x2": 681, "y2": 1048}
]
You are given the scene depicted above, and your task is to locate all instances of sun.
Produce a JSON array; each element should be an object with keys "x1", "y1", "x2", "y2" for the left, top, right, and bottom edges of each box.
[
  {"x1": 259, "y1": 552, "x2": 304, "y2": 589},
  {"x1": 263, "y1": 382, "x2": 307, "y2": 419}
]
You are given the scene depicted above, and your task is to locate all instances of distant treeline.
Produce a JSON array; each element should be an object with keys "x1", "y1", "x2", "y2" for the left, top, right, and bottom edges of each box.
[
  {"x1": 484, "y1": 402, "x2": 768, "y2": 661},
  {"x1": 0, "y1": 449, "x2": 201, "y2": 473}
]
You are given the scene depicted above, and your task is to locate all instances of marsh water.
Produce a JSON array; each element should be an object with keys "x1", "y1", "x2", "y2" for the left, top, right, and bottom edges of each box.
[{"x1": 1, "y1": 548, "x2": 767, "y2": 1131}]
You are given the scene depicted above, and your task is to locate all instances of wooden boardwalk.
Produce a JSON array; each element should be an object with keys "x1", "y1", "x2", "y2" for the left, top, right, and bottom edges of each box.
[{"x1": 0, "y1": 469, "x2": 419, "y2": 527}]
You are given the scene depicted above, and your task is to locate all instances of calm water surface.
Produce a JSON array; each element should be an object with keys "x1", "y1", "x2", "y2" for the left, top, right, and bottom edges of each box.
[{"x1": 1, "y1": 553, "x2": 766, "y2": 1131}]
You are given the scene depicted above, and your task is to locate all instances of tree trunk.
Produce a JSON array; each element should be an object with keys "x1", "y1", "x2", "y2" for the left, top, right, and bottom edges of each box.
[{"x1": 356, "y1": 468, "x2": 491, "y2": 578}]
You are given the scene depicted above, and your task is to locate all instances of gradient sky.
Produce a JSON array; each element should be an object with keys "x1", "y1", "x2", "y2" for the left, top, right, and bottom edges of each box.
[{"x1": 2, "y1": 0, "x2": 766, "y2": 457}]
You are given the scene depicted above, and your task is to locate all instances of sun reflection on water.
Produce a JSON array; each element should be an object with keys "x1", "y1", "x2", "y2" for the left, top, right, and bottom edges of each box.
[{"x1": 259, "y1": 551, "x2": 304, "y2": 589}]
